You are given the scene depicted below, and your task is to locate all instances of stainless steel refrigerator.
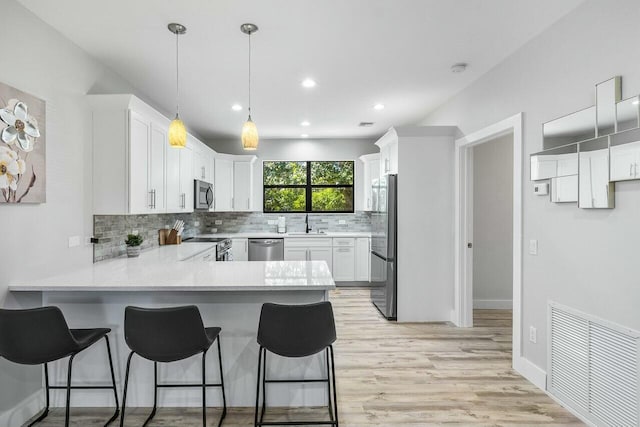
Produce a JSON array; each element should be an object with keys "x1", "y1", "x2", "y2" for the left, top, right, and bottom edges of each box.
[{"x1": 370, "y1": 174, "x2": 397, "y2": 320}]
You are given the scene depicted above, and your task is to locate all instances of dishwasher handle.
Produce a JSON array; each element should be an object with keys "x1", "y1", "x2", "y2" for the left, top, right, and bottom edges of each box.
[{"x1": 249, "y1": 239, "x2": 282, "y2": 245}]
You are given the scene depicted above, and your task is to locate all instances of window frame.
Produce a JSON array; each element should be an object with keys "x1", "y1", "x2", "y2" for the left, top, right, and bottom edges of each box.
[{"x1": 263, "y1": 160, "x2": 355, "y2": 213}]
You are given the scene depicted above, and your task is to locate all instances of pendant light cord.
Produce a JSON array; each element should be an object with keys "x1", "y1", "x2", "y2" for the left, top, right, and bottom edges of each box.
[
  {"x1": 248, "y1": 30, "x2": 252, "y2": 118},
  {"x1": 175, "y1": 30, "x2": 180, "y2": 117}
]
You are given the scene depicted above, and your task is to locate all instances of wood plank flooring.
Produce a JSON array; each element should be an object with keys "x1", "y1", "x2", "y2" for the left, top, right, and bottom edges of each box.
[{"x1": 23, "y1": 288, "x2": 582, "y2": 426}]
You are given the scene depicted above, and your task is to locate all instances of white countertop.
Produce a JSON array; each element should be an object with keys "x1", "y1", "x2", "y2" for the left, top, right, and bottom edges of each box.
[
  {"x1": 199, "y1": 231, "x2": 372, "y2": 239},
  {"x1": 9, "y1": 244, "x2": 335, "y2": 292}
]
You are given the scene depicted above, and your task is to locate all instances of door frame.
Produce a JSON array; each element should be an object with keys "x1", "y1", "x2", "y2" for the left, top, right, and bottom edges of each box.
[{"x1": 453, "y1": 113, "x2": 523, "y2": 363}]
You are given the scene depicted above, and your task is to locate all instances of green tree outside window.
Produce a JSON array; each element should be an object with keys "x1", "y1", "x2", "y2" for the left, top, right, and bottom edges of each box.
[{"x1": 263, "y1": 161, "x2": 354, "y2": 212}]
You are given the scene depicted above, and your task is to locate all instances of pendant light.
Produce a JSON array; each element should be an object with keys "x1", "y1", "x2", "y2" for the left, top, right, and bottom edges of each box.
[
  {"x1": 241, "y1": 23, "x2": 259, "y2": 150},
  {"x1": 168, "y1": 23, "x2": 187, "y2": 148}
]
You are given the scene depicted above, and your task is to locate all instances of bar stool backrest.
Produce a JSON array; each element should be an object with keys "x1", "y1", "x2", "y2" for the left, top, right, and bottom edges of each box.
[
  {"x1": 257, "y1": 302, "x2": 336, "y2": 358},
  {"x1": 0, "y1": 306, "x2": 78, "y2": 365},
  {"x1": 124, "y1": 305, "x2": 209, "y2": 362}
]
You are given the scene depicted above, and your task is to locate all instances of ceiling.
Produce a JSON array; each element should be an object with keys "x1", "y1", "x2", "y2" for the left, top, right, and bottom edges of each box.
[{"x1": 19, "y1": 0, "x2": 583, "y2": 141}]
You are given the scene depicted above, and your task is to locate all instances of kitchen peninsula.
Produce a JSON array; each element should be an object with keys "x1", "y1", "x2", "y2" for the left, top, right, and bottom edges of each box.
[{"x1": 9, "y1": 243, "x2": 335, "y2": 408}]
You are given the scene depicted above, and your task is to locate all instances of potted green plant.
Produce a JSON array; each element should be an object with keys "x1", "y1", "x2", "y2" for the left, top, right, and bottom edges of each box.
[{"x1": 124, "y1": 234, "x2": 143, "y2": 258}]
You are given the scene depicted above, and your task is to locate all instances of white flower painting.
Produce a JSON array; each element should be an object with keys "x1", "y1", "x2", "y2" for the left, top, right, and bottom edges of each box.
[{"x1": 0, "y1": 83, "x2": 46, "y2": 203}]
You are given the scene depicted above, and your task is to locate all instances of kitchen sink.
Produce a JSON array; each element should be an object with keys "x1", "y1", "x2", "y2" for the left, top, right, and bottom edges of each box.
[{"x1": 288, "y1": 231, "x2": 327, "y2": 235}]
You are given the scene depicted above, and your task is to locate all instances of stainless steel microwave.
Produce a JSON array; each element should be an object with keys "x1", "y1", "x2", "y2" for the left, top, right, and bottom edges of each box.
[{"x1": 194, "y1": 179, "x2": 213, "y2": 210}]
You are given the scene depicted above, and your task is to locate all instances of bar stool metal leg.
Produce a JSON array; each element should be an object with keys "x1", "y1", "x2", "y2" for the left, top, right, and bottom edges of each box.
[
  {"x1": 330, "y1": 345, "x2": 339, "y2": 426},
  {"x1": 120, "y1": 351, "x2": 134, "y2": 427},
  {"x1": 65, "y1": 354, "x2": 76, "y2": 427},
  {"x1": 142, "y1": 362, "x2": 158, "y2": 427},
  {"x1": 202, "y1": 349, "x2": 207, "y2": 427},
  {"x1": 217, "y1": 337, "x2": 227, "y2": 426},
  {"x1": 260, "y1": 349, "x2": 267, "y2": 424},
  {"x1": 27, "y1": 364, "x2": 50, "y2": 427},
  {"x1": 104, "y1": 336, "x2": 120, "y2": 426},
  {"x1": 254, "y1": 346, "x2": 263, "y2": 427}
]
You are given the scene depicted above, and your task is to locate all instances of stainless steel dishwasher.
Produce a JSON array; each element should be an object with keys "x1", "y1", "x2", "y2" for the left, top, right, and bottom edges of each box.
[{"x1": 248, "y1": 239, "x2": 284, "y2": 261}]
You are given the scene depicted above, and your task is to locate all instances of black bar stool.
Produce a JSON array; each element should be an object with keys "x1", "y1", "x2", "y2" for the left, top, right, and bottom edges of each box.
[
  {"x1": 0, "y1": 306, "x2": 119, "y2": 427},
  {"x1": 120, "y1": 305, "x2": 227, "y2": 427},
  {"x1": 255, "y1": 301, "x2": 338, "y2": 427}
]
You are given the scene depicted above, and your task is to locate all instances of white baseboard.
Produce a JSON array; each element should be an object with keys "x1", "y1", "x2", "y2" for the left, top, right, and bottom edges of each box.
[
  {"x1": 513, "y1": 355, "x2": 546, "y2": 390},
  {"x1": 0, "y1": 389, "x2": 43, "y2": 427},
  {"x1": 473, "y1": 299, "x2": 512, "y2": 309}
]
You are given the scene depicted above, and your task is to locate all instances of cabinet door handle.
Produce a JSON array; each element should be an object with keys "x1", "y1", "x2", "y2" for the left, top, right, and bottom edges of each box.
[
  {"x1": 149, "y1": 190, "x2": 154, "y2": 208},
  {"x1": 635, "y1": 162, "x2": 638, "y2": 177},
  {"x1": 630, "y1": 164, "x2": 634, "y2": 177},
  {"x1": 247, "y1": 198, "x2": 250, "y2": 210},
  {"x1": 367, "y1": 197, "x2": 371, "y2": 208},
  {"x1": 337, "y1": 248, "x2": 350, "y2": 253},
  {"x1": 231, "y1": 197, "x2": 234, "y2": 209},
  {"x1": 385, "y1": 159, "x2": 390, "y2": 173}
]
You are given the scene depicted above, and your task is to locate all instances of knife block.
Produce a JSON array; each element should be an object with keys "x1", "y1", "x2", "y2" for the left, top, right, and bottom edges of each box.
[{"x1": 159, "y1": 229, "x2": 182, "y2": 245}]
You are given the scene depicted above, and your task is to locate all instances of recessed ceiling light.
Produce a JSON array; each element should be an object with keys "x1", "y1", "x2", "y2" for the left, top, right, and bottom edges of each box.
[
  {"x1": 300, "y1": 120, "x2": 310, "y2": 126},
  {"x1": 373, "y1": 103, "x2": 385, "y2": 111},
  {"x1": 451, "y1": 63, "x2": 468, "y2": 73},
  {"x1": 633, "y1": 99, "x2": 640, "y2": 105},
  {"x1": 301, "y1": 134, "x2": 309, "y2": 138},
  {"x1": 301, "y1": 78, "x2": 317, "y2": 88},
  {"x1": 358, "y1": 122, "x2": 374, "y2": 127},
  {"x1": 231, "y1": 104, "x2": 242, "y2": 111}
]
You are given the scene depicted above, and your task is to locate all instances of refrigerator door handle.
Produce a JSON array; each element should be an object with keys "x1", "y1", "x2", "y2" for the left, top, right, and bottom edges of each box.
[{"x1": 371, "y1": 250, "x2": 392, "y2": 262}]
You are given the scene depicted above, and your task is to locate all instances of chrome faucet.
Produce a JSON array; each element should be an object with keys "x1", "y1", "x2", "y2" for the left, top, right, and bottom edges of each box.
[{"x1": 305, "y1": 214, "x2": 312, "y2": 233}]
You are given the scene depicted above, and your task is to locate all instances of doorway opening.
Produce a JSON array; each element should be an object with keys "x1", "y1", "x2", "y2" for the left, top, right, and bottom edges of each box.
[
  {"x1": 470, "y1": 133, "x2": 514, "y2": 335},
  {"x1": 453, "y1": 113, "x2": 523, "y2": 371}
]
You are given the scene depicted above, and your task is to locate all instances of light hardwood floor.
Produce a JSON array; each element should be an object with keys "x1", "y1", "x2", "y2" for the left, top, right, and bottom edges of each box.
[{"x1": 23, "y1": 288, "x2": 582, "y2": 426}]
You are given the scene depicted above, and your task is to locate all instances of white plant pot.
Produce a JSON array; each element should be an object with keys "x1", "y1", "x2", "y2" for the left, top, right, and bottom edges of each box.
[{"x1": 126, "y1": 246, "x2": 141, "y2": 258}]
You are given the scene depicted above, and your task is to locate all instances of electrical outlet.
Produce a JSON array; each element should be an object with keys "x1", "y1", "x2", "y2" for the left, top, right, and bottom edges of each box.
[
  {"x1": 529, "y1": 239, "x2": 538, "y2": 255},
  {"x1": 267, "y1": 220, "x2": 276, "y2": 225},
  {"x1": 529, "y1": 326, "x2": 537, "y2": 343},
  {"x1": 194, "y1": 221, "x2": 200, "y2": 227},
  {"x1": 338, "y1": 220, "x2": 346, "y2": 225},
  {"x1": 215, "y1": 220, "x2": 222, "y2": 225},
  {"x1": 132, "y1": 230, "x2": 139, "y2": 236},
  {"x1": 68, "y1": 236, "x2": 81, "y2": 248}
]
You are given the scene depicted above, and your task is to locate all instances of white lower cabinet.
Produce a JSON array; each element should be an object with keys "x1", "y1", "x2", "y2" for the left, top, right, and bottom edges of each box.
[
  {"x1": 231, "y1": 238, "x2": 248, "y2": 261},
  {"x1": 284, "y1": 238, "x2": 333, "y2": 273},
  {"x1": 355, "y1": 237, "x2": 371, "y2": 281},
  {"x1": 332, "y1": 237, "x2": 370, "y2": 282},
  {"x1": 333, "y1": 246, "x2": 355, "y2": 281}
]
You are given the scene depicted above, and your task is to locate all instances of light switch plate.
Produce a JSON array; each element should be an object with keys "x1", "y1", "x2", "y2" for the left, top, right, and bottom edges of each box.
[
  {"x1": 194, "y1": 221, "x2": 200, "y2": 227},
  {"x1": 338, "y1": 220, "x2": 346, "y2": 225},
  {"x1": 68, "y1": 236, "x2": 80, "y2": 248},
  {"x1": 529, "y1": 239, "x2": 538, "y2": 255},
  {"x1": 529, "y1": 326, "x2": 537, "y2": 343}
]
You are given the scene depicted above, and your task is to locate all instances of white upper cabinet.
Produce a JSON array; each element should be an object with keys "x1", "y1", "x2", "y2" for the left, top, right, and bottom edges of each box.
[
  {"x1": 193, "y1": 140, "x2": 214, "y2": 183},
  {"x1": 128, "y1": 111, "x2": 152, "y2": 214},
  {"x1": 214, "y1": 157, "x2": 234, "y2": 211},
  {"x1": 376, "y1": 129, "x2": 399, "y2": 175},
  {"x1": 359, "y1": 153, "x2": 380, "y2": 211},
  {"x1": 214, "y1": 154, "x2": 257, "y2": 212},
  {"x1": 166, "y1": 144, "x2": 193, "y2": 213},
  {"x1": 91, "y1": 98, "x2": 171, "y2": 215},
  {"x1": 89, "y1": 94, "x2": 209, "y2": 215},
  {"x1": 233, "y1": 157, "x2": 256, "y2": 211}
]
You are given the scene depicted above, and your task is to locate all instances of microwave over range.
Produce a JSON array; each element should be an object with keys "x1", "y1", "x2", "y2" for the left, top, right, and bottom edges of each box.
[{"x1": 194, "y1": 179, "x2": 213, "y2": 210}]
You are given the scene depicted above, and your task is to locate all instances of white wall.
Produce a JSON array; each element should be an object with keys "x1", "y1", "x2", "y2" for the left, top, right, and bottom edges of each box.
[
  {"x1": 0, "y1": 0, "x2": 138, "y2": 420},
  {"x1": 472, "y1": 134, "x2": 513, "y2": 309},
  {"x1": 207, "y1": 138, "x2": 378, "y2": 211},
  {"x1": 420, "y1": 0, "x2": 640, "y2": 370},
  {"x1": 397, "y1": 133, "x2": 454, "y2": 322}
]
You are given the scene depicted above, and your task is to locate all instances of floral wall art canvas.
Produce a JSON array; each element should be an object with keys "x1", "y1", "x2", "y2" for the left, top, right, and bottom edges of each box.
[{"x1": 0, "y1": 82, "x2": 45, "y2": 203}]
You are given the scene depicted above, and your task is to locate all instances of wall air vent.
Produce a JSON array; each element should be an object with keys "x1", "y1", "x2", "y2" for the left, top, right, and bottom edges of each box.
[
  {"x1": 358, "y1": 122, "x2": 374, "y2": 127},
  {"x1": 548, "y1": 302, "x2": 639, "y2": 426}
]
